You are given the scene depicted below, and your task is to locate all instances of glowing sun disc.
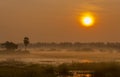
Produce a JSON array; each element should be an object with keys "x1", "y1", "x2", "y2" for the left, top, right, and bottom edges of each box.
[{"x1": 80, "y1": 12, "x2": 95, "y2": 27}]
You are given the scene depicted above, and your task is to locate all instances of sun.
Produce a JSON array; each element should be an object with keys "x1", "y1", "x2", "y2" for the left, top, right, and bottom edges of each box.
[
  {"x1": 82, "y1": 16, "x2": 93, "y2": 26},
  {"x1": 80, "y1": 12, "x2": 95, "y2": 27}
]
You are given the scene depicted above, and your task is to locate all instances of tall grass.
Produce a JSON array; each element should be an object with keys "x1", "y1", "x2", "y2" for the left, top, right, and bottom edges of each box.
[{"x1": 0, "y1": 61, "x2": 119, "y2": 77}]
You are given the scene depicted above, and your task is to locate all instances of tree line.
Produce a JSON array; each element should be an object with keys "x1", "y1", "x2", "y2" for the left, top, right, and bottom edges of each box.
[
  {"x1": 1, "y1": 37, "x2": 30, "y2": 51},
  {"x1": 27, "y1": 42, "x2": 120, "y2": 50}
]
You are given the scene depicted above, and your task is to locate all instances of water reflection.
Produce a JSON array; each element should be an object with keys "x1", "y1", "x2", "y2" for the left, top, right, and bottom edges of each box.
[{"x1": 69, "y1": 70, "x2": 94, "y2": 77}]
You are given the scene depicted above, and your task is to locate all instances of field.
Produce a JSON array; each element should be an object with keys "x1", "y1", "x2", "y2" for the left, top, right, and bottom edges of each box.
[
  {"x1": 0, "y1": 50, "x2": 120, "y2": 64},
  {"x1": 0, "y1": 50, "x2": 120, "y2": 77},
  {"x1": 0, "y1": 60, "x2": 119, "y2": 77}
]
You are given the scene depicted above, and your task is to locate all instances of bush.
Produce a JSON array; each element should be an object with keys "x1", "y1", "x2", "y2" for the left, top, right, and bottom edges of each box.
[{"x1": 1, "y1": 41, "x2": 18, "y2": 50}]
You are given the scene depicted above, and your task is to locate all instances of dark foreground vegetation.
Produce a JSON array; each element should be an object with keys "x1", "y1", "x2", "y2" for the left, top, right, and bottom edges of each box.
[{"x1": 0, "y1": 61, "x2": 119, "y2": 77}]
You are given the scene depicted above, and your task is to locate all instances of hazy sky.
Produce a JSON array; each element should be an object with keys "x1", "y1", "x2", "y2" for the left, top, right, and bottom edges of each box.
[{"x1": 0, "y1": 0, "x2": 120, "y2": 43}]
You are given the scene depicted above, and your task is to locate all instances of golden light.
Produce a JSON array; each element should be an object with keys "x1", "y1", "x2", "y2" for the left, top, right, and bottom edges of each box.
[{"x1": 80, "y1": 12, "x2": 95, "y2": 27}]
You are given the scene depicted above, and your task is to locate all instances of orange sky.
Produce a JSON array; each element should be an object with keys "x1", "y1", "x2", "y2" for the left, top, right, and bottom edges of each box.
[{"x1": 0, "y1": 0, "x2": 120, "y2": 43}]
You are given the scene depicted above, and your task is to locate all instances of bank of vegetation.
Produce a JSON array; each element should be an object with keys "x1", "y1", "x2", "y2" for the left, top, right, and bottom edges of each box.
[{"x1": 0, "y1": 61, "x2": 119, "y2": 77}]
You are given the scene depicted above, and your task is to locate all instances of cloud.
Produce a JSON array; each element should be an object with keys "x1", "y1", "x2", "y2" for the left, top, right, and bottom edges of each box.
[{"x1": 72, "y1": 0, "x2": 105, "y2": 15}]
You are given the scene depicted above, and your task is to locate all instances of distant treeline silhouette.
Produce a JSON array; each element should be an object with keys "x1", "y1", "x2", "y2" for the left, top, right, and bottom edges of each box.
[
  {"x1": 1, "y1": 40, "x2": 120, "y2": 52},
  {"x1": 0, "y1": 37, "x2": 30, "y2": 51},
  {"x1": 27, "y1": 42, "x2": 120, "y2": 48},
  {"x1": 14, "y1": 42, "x2": 120, "y2": 52}
]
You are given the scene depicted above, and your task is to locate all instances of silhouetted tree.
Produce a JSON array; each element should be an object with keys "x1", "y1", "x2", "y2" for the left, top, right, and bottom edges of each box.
[
  {"x1": 23, "y1": 37, "x2": 30, "y2": 50},
  {"x1": 1, "y1": 41, "x2": 18, "y2": 50}
]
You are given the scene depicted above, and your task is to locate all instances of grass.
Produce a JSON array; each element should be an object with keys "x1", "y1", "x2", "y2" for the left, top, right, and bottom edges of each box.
[{"x1": 0, "y1": 61, "x2": 119, "y2": 77}]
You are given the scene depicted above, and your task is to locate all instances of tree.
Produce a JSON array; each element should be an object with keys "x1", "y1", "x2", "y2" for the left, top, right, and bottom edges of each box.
[
  {"x1": 1, "y1": 41, "x2": 18, "y2": 50},
  {"x1": 23, "y1": 37, "x2": 30, "y2": 50}
]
